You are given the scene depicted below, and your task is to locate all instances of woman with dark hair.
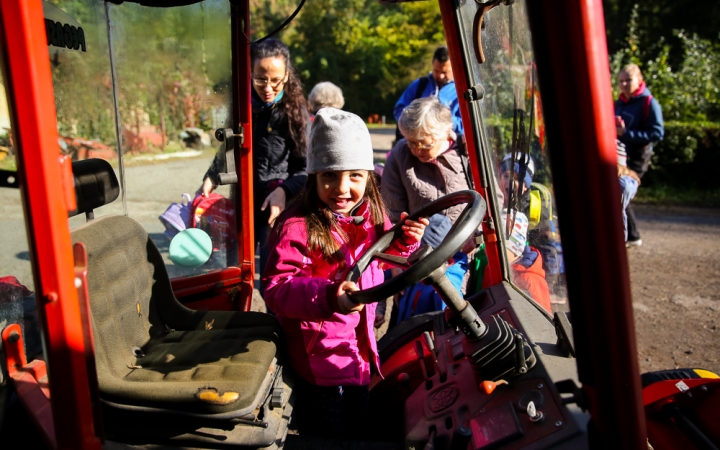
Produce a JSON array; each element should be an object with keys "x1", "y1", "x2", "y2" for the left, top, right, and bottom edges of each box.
[{"x1": 202, "y1": 38, "x2": 309, "y2": 273}]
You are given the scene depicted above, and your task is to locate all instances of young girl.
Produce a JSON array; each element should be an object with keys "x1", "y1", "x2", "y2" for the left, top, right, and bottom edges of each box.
[{"x1": 263, "y1": 108, "x2": 428, "y2": 439}]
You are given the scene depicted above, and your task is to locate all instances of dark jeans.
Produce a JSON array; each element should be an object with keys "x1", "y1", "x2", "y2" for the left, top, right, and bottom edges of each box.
[
  {"x1": 293, "y1": 378, "x2": 369, "y2": 440},
  {"x1": 256, "y1": 222, "x2": 270, "y2": 280},
  {"x1": 625, "y1": 145, "x2": 652, "y2": 241}
]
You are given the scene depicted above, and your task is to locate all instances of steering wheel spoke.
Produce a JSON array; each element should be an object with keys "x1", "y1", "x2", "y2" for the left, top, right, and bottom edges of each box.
[
  {"x1": 374, "y1": 252, "x2": 410, "y2": 270},
  {"x1": 345, "y1": 190, "x2": 486, "y2": 304}
]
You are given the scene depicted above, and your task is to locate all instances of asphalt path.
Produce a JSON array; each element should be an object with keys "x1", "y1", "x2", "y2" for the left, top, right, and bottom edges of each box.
[
  {"x1": 0, "y1": 128, "x2": 397, "y2": 289},
  {"x1": 3, "y1": 129, "x2": 718, "y2": 375}
]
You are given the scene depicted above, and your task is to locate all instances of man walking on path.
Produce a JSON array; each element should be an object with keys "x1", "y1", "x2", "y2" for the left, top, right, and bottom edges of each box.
[
  {"x1": 614, "y1": 63, "x2": 664, "y2": 247},
  {"x1": 393, "y1": 46, "x2": 463, "y2": 140}
]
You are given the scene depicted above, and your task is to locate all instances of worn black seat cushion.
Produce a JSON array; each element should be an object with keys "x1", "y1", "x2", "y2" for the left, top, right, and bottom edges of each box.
[{"x1": 72, "y1": 215, "x2": 280, "y2": 416}]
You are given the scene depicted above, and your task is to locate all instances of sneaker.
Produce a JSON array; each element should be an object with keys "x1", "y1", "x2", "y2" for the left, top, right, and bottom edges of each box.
[{"x1": 626, "y1": 238, "x2": 642, "y2": 248}]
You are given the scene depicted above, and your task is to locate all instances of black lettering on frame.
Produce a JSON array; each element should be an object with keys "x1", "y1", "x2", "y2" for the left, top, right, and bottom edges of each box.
[
  {"x1": 63, "y1": 24, "x2": 72, "y2": 49},
  {"x1": 77, "y1": 27, "x2": 86, "y2": 52},
  {"x1": 71, "y1": 25, "x2": 78, "y2": 50},
  {"x1": 55, "y1": 22, "x2": 64, "y2": 48},
  {"x1": 45, "y1": 19, "x2": 87, "y2": 53},
  {"x1": 45, "y1": 19, "x2": 54, "y2": 46}
]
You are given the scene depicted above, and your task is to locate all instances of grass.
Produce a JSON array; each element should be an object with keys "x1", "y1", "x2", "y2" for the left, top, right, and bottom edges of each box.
[
  {"x1": 0, "y1": 156, "x2": 16, "y2": 171},
  {"x1": 365, "y1": 123, "x2": 395, "y2": 129},
  {"x1": 635, "y1": 185, "x2": 720, "y2": 208}
]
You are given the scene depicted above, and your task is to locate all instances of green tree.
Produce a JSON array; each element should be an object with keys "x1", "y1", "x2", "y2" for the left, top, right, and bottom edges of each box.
[
  {"x1": 610, "y1": 5, "x2": 720, "y2": 122},
  {"x1": 251, "y1": 0, "x2": 445, "y2": 119}
]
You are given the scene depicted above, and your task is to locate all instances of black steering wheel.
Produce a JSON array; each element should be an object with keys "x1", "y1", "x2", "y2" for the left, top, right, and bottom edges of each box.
[{"x1": 346, "y1": 190, "x2": 486, "y2": 304}]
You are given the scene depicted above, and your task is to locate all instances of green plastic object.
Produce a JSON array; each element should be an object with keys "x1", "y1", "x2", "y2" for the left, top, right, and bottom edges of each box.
[
  {"x1": 468, "y1": 243, "x2": 488, "y2": 294},
  {"x1": 168, "y1": 228, "x2": 212, "y2": 268}
]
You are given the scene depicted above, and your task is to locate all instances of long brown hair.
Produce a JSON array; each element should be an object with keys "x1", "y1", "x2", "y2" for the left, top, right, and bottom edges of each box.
[
  {"x1": 251, "y1": 39, "x2": 308, "y2": 157},
  {"x1": 272, "y1": 172, "x2": 386, "y2": 263}
]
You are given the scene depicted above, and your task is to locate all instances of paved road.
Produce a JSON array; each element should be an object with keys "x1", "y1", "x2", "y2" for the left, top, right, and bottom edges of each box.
[
  {"x1": 1, "y1": 129, "x2": 719, "y2": 374},
  {"x1": 0, "y1": 129, "x2": 398, "y2": 289}
]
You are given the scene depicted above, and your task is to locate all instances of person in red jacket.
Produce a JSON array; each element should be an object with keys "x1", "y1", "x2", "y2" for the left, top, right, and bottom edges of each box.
[{"x1": 502, "y1": 210, "x2": 552, "y2": 313}]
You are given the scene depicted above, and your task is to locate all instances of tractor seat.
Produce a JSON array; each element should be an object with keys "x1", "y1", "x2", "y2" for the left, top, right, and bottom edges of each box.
[{"x1": 70, "y1": 159, "x2": 282, "y2": 418}]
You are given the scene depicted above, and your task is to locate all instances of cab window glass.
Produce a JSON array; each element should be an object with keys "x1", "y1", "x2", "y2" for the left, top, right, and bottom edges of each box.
[
  {"x1": 51, "y1": 1, "x2": 234, "y2": 279},
  {"x1": 0, "y1": 71, "x2": 11, "y2": 173},
  {"x1": 0, "y1": 51, "x2": 41, "y2": 364},
  {"x1": 457, "y1": 1, "x2": 568, "y2": 307}
]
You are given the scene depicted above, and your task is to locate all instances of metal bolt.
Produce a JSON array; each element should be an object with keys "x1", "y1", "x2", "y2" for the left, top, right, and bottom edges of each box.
[
  {"x1": 74, "y1": 277, "x2": 82, "y2": 288},
  {"x1": 538, "y1": 383, "x2": 544, "y2": 389},
  {"x1": 555, "y1": 421, "x2": 563, "y2": 427},
  {"x1": 701, "y1": 385, "x2": 708, "y2": 392},
  {"x1": 479, "y1": 408, "x2": 485, "y2": 413},
  {"x1": 7, "y1": 331, "x2": 20, "y2": 344},
  {"x1": 46, "y1": 292, "x2": 58, "y2": 303}
]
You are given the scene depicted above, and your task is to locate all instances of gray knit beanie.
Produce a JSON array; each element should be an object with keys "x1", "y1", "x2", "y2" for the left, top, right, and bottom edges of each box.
[{"x1": 307, "y1": 107, "x2": 374, "y2": 173}]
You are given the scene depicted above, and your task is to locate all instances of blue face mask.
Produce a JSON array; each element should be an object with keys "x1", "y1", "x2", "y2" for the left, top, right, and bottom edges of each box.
[
  {"x1": 268, "y1": 90, "x2": 284, "y2": 106},
  {"x1": 252, "y1": 90, "x2": 285, "y2": 109}
]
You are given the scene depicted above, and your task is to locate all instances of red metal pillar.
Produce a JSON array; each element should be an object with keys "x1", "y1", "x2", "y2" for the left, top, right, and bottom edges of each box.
[
  {"x1": 0, "y1": 0, "x2": 101, "y2": 449},
  {"x1": 526, "y1": 0, "x2": 646, "y2": 447},
  {"x1": 438, "y1": 0, "x2": 503, "y2": 286},
  {"x1": 230, "y1": 1, "x2": 255, "y2": 310}
]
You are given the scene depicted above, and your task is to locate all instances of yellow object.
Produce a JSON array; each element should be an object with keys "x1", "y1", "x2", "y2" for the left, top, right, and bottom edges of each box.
[
  {"x1": 528, "y1": 190, "x2": 542, "y2": 227},
  {"x1": 694, "y1": 369, "x2": 720, "y2": 379},
  {"x1": 197, "y1": 388, "x2": 239, "y2": 405}
]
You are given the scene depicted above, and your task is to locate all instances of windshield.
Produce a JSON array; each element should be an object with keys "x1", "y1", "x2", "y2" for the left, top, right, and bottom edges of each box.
[
  {"x1": 49, "y1": 0, "x2": 235, "y2": 278},
  {"x1": 457, "y1": 1, "x2": 568, "y2": 308},
  {"x1": 0, "y1": 48, "x2": 40, "y2": 363}
]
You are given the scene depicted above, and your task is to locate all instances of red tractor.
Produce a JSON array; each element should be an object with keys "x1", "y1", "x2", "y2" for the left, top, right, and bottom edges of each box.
[{"x1": 0, "y1": 1, "x2": 718, "y2": 449}]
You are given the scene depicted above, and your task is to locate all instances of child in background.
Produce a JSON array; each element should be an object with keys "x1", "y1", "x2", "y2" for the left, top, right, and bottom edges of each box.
[
  {"x1": 499, "y1": 153, "x2": 564, "y2": 297},
  {"x1": 616, "y1": 140, "x2": 640, "y2": 242},
  {"x1": 263, "y1": 108, "x2": 428, "y2": 439},
  {"x1": 501, "y1": 210, "x2": 553, "y2": 313}
]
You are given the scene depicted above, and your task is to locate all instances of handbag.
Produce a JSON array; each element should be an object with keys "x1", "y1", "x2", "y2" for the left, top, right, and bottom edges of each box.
[
  {"x1": 190, "y1": 193, "x2": 235, "y2": 251},
  {"x1": 159, "y1": 193, "x2": 193, "y2": 239}
]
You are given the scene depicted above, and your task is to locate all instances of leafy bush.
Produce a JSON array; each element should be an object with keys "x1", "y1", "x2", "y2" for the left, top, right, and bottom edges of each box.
[
  {"x1": 610, "y1": 5, "x2": 720, "y2": 123},
  {"x1": 646, "y1": 121, "x2": 720, "y2": 188},
  {"x1": 608, "y1": 4, "x2": 720, "y2": 191}
]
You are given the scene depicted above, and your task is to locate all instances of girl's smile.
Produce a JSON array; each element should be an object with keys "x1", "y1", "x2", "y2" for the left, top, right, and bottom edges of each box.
[{"x1": 316, "y1": 170, "x2": 369, "y2": 216}]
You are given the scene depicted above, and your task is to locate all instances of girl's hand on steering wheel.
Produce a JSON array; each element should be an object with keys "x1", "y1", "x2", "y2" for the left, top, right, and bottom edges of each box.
[
  {"x1": 400, "y1": 212, "x2": 430, "y2": 244},
  {"x1": 337, "y1": 281, "x2": 364, "y2": 315}
]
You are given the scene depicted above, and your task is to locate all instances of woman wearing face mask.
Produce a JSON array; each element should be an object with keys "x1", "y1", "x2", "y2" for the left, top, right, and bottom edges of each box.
[{"x1": 202, "y1": 38, "x2": 309, "y2": 273}]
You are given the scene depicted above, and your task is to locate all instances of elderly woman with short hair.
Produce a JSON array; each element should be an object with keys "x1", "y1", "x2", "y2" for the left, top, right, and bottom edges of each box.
[
  {"x1": 381, "y1": 96, "x2": 470, "y2": 224},
  {"x1": 307, "y1": 81, "x2": 345, "y2": 116}
]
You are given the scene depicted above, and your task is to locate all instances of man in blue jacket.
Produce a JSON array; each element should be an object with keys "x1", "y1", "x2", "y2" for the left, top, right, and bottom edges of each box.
[
  {"x1": 614, "y1": 63, "x2": 664, "y2": 247},
  {"x1": 393, "y1": 46, "x2": 463, "y2": 140}
]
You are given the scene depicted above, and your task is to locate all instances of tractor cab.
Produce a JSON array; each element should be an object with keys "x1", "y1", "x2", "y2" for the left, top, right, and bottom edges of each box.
[{"x1": 1, "y1": 1, "x2": 718, "y2": 449}]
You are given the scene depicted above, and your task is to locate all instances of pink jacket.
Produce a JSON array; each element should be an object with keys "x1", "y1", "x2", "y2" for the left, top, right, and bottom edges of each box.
[{"x1": 263, "y1": 201, "x2": 417, "y2": 387}]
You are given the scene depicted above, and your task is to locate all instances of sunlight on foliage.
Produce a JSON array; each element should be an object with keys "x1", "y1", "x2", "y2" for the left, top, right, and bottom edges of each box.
[{"x1": 610, "y1": 4, "x2": 720, "y2": 123}]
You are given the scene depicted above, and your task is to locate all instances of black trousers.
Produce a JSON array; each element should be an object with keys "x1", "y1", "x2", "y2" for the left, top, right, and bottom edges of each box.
[
  {"x1": 625, "y1": 145, "x2": 652, "y2": 241},
  {"x1": 293, "y1": 377, "x2": 369, "y2": 440}
]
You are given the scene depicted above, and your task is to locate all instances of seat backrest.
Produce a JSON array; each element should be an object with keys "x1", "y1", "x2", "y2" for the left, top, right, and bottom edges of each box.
[
  {"x1": 69, "y1": 158, "x2": 120, "y2": 220},
  {"x1": 72, "y1": 215, "x2": 183, "y2": 379},
  {"x1": 67, "y1": 158, "x2": 186, "y2": 378}
]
